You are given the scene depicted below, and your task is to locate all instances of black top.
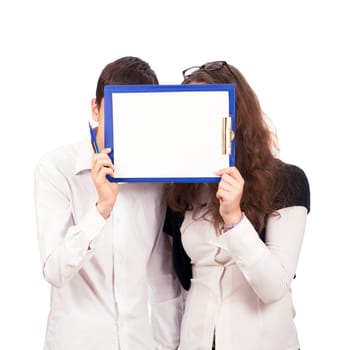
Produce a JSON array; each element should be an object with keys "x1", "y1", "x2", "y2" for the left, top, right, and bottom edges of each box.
[{"x1": 163, "y1": 164, "x2": 311, "y2": 290}]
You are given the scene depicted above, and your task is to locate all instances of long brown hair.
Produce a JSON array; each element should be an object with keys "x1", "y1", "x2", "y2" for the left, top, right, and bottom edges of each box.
[{"x1": 166, "y1": 63, "x2": 286, "y2": 233}]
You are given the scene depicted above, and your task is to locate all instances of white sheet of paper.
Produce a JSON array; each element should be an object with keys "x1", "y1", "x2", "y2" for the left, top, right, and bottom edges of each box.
[{"x1": 110, "y1": 90, "x2": 230, "y2": 180}]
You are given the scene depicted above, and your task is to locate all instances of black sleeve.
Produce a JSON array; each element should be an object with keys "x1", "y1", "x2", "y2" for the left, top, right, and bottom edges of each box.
[
  {"x1": 163, "y1": 206, "x2": 192, "y2": 290},
  {"x1": 273, "y1": 164, "x2": 311, "y2": 213},
  {"x1": 287, "y1": 165, "x2": 311, "y2": 213}
]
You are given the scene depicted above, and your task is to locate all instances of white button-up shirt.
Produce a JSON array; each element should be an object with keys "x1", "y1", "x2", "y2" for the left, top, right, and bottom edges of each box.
[
  {"x1": 179, "y1": 206, "x2": 307, "y2": 350},
  {"x1": 34, "y1": 137, "x2": 182, "y2": 350}
]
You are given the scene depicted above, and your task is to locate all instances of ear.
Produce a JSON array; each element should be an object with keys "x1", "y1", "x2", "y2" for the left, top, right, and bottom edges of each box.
[{"x1": 91, "y1": 98, "x2": 99, "y2": 122}]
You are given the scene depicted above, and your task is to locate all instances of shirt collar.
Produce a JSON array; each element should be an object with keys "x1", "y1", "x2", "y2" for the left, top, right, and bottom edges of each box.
[{"x1": 74, "y1": 136, "x2": 93, "y2": 175}]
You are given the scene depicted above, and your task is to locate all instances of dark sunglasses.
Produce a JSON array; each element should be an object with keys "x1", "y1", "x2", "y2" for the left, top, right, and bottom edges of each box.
[{"x1": 182, "y1": 60, "x2": 236, "y2": 79}]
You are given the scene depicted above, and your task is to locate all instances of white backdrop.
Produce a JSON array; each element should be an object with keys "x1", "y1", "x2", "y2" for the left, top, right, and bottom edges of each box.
[{"x1": 1, "y1": 0, "x2": 337, "y2": 348}]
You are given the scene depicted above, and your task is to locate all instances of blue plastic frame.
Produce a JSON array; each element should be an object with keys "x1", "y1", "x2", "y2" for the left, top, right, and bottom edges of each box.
[{"x1": 104, "y1": 84, "x2": 236, "y2": 182}]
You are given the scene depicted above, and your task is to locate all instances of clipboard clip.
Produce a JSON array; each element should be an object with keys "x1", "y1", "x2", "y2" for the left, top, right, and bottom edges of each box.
[{"x1": 222, "y1": 116, "x2": 234, "y2": 155}]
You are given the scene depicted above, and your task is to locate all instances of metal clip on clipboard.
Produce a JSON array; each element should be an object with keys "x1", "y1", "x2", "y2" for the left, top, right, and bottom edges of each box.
[{"x1": 222, "y1": 116, "x2": 234, "y2": 156}]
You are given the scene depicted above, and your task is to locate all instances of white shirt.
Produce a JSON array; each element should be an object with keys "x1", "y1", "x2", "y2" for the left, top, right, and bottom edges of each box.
[
  {"x1": 34, "y1": 137, "x2": 182, "y2": 350},
  {"x1": 178, "y1": 205, "x2": 307, "y2": 350}
]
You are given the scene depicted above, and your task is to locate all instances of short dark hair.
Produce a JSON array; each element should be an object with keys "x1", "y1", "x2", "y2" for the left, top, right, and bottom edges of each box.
[{"x1": 95, "y1": 56, "x2": 158, "y2": 107}]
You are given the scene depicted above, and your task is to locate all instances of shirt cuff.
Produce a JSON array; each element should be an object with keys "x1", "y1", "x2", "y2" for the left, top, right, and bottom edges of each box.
[
  {"x1": 78, "y1": 205, "x2": 107, "y2": 243},
  {"x1": 65, "y1": 205, "x2": 107, "y2": 252},
  {"x1": 209, "y1": 216, "x2": 267, "y2": 269}
]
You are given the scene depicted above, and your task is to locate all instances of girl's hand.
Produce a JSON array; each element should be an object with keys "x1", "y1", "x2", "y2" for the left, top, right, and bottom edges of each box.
[{"x1": 215, "y1": 166, "x2": 244, "y2": 226}]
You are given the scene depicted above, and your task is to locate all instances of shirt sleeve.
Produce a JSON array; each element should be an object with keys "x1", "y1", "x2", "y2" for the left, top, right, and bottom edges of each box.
[
  {"x1": 34, "y1": 160, "x2": 106, "y2": 288},
  {"x1": 147, "y1": 211, "x2": 184, "y2": 349},
  {"x1": 211, "y1": 206, "x2": 307, "y2": 304}
]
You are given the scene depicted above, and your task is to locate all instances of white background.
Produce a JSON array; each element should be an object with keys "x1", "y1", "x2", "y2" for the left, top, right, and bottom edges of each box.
[{"x1": 0, "y1": 0, "x2": 337, "y2": 348}]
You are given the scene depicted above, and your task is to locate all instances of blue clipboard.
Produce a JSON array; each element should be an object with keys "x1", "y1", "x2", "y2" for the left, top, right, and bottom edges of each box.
[{"x1": 104, "y1": 84, "x2": 236, "y2": 182}]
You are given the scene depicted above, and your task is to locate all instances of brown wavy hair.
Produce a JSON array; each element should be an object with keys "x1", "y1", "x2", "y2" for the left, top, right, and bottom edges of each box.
[{"x1": 166, "y1": 63, "x2": 286, "y2": 233}]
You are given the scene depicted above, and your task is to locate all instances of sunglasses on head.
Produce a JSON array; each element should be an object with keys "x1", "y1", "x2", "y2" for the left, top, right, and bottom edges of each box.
[{"x1": 182, "y1": 60, "x2": 236, "y2": 79}]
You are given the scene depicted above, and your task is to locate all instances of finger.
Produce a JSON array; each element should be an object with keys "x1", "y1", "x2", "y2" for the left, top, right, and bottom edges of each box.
[
  {"x1": 216, "y1": 187, "x2": 228, "y2": 202},
  {"x1": 218, "y1": 174, "x2": 238, "y2": 191},
  {"x1": 216, "y1": 166, "x2": 242, "y2": 179},
  {"x1": 92, "y1": 161, "x2": 114, "y2": 177},
  {"x1": 100, "y1": 148, "x2": 111, "y2": 154},
  {"x1": 216, "y1": 190, "x2": 223, "y2": 201},
  {"x1": 101, "y1": 166, "x2": 114, "y2": 177},
  {"x1": 97, "y1": 166, "x2": 114, "y2": 180},
  {"x1": 93, "y1": 152, "x2": 111, "y2": 162},
  {"x1": 93, "y1": 158, "x2": 113, "y2": 171},
  {"x1": 92, "y1": 153, "x2": 113, "y2": 169},
  {"x1": 96, "y1": 159, "x2": 114, "y2": 169},
  {"x1": 217, "y1": 168, "x2": 244, "y2": 188},
  {"x1": 217, "y1": 185, "x2": 240, "y2": 204},
  {"x1": 215, "y1": 168, "x2": 229, "y2": 176}
]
